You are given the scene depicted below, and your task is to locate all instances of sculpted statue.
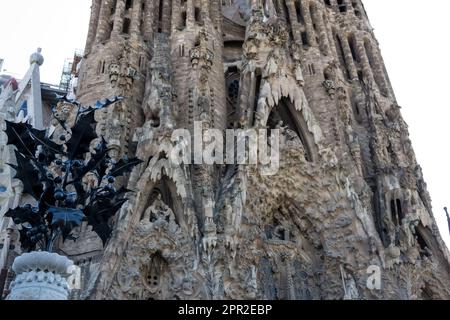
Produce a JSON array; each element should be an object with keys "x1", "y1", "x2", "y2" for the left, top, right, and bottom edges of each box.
[
  {"x1": 341, "y1": 265, "x2": 360, "y2": 300},
  {"x1": 146, "y1": 193, "x2": 176, "y2": 224}
]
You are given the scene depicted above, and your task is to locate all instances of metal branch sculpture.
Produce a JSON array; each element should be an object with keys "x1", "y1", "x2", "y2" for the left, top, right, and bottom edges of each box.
[{"x1": 4, "y1": 96, "x2": 143, "y2": 252}]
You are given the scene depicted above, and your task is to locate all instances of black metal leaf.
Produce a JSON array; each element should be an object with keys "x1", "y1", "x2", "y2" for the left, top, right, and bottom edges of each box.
[
  {"x1": 4, "y1": 206, "x2": 42, "y2": 226},
  {"x1": 5, "y1": 206, "x2": 46, "y2": 252},
  {"x1": 66, "y1": 110, "x2": 97, "y2": 160},
  {"x1": 48, "y1": 206, "x2": 84, "y2": 241},
  {"x1": 29, "y1": 127, "x2": 64, "y2": 156},
  {"x1": 84, "y1": 198, "x2": 127, "y2": 246},
  {"x1": 8, "y1": 150, "x2": 44, "y2": 199},
  {"x1": 5, "y1": 121, "x2": 36, "y2": 157},
  {"x1": 109, "y1": 157, "x2": 143, "y2": 178},
  {"x1": 94, "y1": 96, "x2": 124, "y2": 110},
  {"x1": 55, "y1": 94, "x2": 80, "y2": 106}
]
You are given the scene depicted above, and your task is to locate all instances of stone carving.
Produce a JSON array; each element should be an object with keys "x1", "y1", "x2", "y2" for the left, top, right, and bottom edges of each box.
[
  {"x1": 7, "y1": 252, "x2": 74, "y2": 300},
  {"x1": 3, "y1": 0, "x2": 448, "y2": 301}
]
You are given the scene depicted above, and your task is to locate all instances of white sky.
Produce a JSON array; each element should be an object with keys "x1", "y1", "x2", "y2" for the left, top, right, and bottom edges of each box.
[{"x1": 0, "y1": 0, "x2": 449, "y2": 249}]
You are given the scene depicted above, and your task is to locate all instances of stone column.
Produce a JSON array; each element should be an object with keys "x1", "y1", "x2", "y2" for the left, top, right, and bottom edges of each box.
[
  {"x1": 286, "y1": 0, "x2": 302, "y2": 43},
  {"x1": 95, "y1": 0, "x2": 114, "y2": 43},
  {"x1": 171, "y1": 0, "x2": 181, "y2": 33},
  {"x1": 161, "y1": 0, "x2": 172, "y2": 33},
  {"x1": 364, "y1": 38, "x2": 389, "y2": 95},
  {"x1": 112, "y1": 0, "x2": 126, "y2": 36},
  {"x1": 130, "y1": 0, "x2": 143, "y2": 37},
  {"x1": 312, "y1": 3, "x2": 331, "y2": 55},
  {"x1": 300, "y1": 0, "x2": 317, "y2": 47},
  {"x1": 186, "y1": 0, "x2": 195, "y2": 27},
  {"x1": 85, "y1": 0, "x2": 102, "y2": 53},
  {"x1": 356, "y1": 34, "x2": 375, "y2": 85},
  {"x1": 339, "y1": 32, "x2": 358, "y2": 80},
  {"x1": 143, "y1": 0, "x2": 154, "y2": 41}
]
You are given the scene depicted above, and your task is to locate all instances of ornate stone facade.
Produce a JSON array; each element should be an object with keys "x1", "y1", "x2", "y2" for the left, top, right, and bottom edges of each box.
[{"x1": 2, "y1": 0, "x2": 450, "y2": 300}]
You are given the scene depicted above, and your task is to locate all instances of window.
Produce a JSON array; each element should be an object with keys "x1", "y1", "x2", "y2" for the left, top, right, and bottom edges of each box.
[
  {"x1": 125, "y1": 0, "x2": 133, "y2": 11},
  {"x1": 194, "y1": 7, "x2": 202, "y2": 24},
  {"x1": 122, "y1": 18, "x2": 131, "y2": 34},
  {"x1": 352, "y1": 1, "x2": 362, "y2": 18},
  {"x1": 179, "y1": 11, "x2": 187, "y2": 30},
  {"x1": 390, "y1": 198, "x2": 404, "y2": 226},
  {"x1": 301, "y1": 32, "x2": 309, "y2": 47},
  {"x1": 308, "y1": 64, "x2": 316, "y2": 76},
  {"x1": 139, "y1": 56, "x2": 146, "y2": 70},
  {"x1": 97, "y1": 60, "x2": 106, "y2": 75},
  {"x1": 295, "y1": 1, "x2": 305, "y2": 24},
  {"x1": 179, "y1": 44, "x2": 185, "y2": 57},
  {"x1": 337, "y1": 0, "x2": 347, "y2": 13},
  {"x1": 158, "y1": 0, "x2": 164, "y2": 32}
]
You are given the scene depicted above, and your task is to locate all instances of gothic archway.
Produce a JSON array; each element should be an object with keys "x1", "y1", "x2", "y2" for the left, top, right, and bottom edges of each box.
[{"x1": 267, "y1": 97, "x2": 318, "y2": 162}]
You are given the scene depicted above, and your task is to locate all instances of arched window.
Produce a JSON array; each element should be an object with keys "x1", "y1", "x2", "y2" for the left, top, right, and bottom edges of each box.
[
  {"x1": 295, "y1": 0, "x2": 305, "y2": 24},
  {"x1": 225, "y1": 66, "x2": 241, "y2": 128},
  {"x1": 267, "y1": 98, "x2": 317, "y2": 162},
  {"x1": 122, "y1": 18, "x2": 131, "y2": 34},
  {"x1": 194, "y1": 7, "x2": 202, "y2": 25}
]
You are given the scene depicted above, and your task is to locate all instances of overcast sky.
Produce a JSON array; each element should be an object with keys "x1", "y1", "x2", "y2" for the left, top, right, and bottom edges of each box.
[{"x1": 0, "y1": 0, "x2": 449, "y2": 249}]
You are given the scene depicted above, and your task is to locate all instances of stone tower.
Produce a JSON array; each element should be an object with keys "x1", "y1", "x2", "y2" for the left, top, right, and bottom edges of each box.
[{"x1": 63, "y1": 0, "x2": 450, "y2": 299}]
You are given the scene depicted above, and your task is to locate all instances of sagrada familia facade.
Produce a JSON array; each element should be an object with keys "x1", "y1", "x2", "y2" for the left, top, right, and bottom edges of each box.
[{"x1": 1, "y1": 0, "x2": 450, "y2": 300}]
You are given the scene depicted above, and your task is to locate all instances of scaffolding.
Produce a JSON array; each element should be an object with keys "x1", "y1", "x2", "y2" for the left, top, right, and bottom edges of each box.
[{"x1": 59, "y1": 50, "x2": 83, "y2": 92}]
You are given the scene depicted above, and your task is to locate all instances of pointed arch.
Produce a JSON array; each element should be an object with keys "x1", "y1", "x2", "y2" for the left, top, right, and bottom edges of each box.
[{"x1": 267, "y1": 97, "x2": 318, "y2": 162}]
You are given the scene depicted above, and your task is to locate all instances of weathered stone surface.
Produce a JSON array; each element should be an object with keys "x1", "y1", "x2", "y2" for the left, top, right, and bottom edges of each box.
[{"x1": 1, "y1": 0, "x2": 450, "y2": 300}]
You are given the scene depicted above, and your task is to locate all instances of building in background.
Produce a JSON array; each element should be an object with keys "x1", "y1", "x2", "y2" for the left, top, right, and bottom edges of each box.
[
  {"x1": 59, "y1": 50, "x2": 83, "y2": 95},
  {"x1": 1, "y1": 0, "x2": 450, "y2": 300}
]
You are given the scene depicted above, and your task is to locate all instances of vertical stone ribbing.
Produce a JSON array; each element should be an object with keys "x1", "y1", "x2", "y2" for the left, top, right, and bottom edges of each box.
[
  {"x1": 143, "y1": 0, "x2": 154, "y2": 41},
  {"x1": 186, "y1": 0, "x2": 194, "y2": 27},
  {"x1": 85, "y1": 0, "x2": 102, "y2": 53},
  {"x1": 130, "y1": 0, "x2": 143, "y2": 36},
  {"x1": 310, "y1": 1, "x2": 330, "y2": 55},
  {"x1": 300, "y1": 0, "x2": 317, "y2": 47},
  {"x1": 355, "y1": 34, "x2": 375, "y2": 85},
  {"x1": 339, "y1": 32, "x2": 358, "y2": 80},
  {"x1": 171, "y1": 0, "x2": 181, "y2": 33},
  {"x1": 95, "y1": 0, "x2": 115, "y2": 42},
  {"x1": 112, "y1": 0, "x2": 126, "y2": 36},
  {"x1": 286, "y1": 0, "x2": 302, "y2": 43}
]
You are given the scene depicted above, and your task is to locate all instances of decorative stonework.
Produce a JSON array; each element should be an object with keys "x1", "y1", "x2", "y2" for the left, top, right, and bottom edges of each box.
[
  {"x1": 7, "y1": 252, "x2": 74, "y2": 300},
  {"x1": 2, "y1": 0, "x2": 450, "y2": 301}
]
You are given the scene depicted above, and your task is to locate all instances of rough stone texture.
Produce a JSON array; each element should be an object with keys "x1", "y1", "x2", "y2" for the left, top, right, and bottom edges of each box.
[
  {"x1": 3, "y1": 0, "x2": 450, "y2": 300},
  {"x1": 6, "y1": 252, "x2": 74, "y2": 300}
]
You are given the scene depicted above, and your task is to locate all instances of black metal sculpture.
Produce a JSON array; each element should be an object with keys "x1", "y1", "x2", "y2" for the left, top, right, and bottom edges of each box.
[{"x1": 4, "y1": 96, "x2": 142, "y2": 252}]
